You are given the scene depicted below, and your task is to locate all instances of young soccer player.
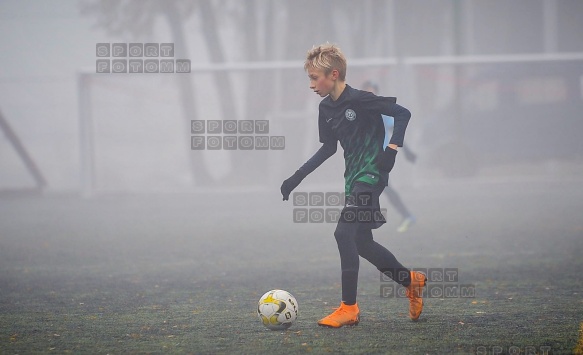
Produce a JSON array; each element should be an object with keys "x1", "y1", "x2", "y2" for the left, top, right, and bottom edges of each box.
[
  {"x1": 281, "y1": 44, "x2": 426, "y2": 327},
  {"x1": 362, "y1": 80, "x2": 418, "y2": 233}
]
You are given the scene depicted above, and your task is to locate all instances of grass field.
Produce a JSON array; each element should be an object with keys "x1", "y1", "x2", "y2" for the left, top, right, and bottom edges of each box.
[{"x1": 1, "y1": 178, "x2": 582, "y2": 354}]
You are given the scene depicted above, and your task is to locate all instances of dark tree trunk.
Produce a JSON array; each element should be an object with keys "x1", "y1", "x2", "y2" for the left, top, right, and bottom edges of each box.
[{"x1": 165, "y1": 1, "x2": 213, "y2": 186}]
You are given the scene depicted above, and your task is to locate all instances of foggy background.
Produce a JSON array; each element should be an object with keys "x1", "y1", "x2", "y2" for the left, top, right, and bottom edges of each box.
[
  {"x1": 1, "y1": 0, "x2": 582, "y2": 194},
  {"x1": 1, "y1": 1, "x2": 583, "y2": 352}
]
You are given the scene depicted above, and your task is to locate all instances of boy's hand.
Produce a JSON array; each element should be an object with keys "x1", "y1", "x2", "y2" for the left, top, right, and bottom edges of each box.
[
  {"x1": 377, "y1": 146, "x2": 398, "y2": 173},
  {"x1": 281, "y1": 170, "x2": 305, "y2": 201}
]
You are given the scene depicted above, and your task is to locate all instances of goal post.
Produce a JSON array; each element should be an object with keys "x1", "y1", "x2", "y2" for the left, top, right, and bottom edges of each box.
[{"x1": 77, "y1": 52, "x2": 583, "y2": 195}]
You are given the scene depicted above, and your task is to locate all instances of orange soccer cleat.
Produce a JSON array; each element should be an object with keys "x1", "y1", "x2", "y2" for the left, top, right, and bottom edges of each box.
[
  {"x1": 406, "y1": 271, "x2": 427, "y2": 321},
  {"x1": 317, "y1": 302, "x2": 360, "y2": 328}
]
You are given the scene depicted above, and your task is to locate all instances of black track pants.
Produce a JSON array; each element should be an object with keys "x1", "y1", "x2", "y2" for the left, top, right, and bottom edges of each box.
[{"x1": 334, "y1": 181, "x2": 411, "y2": 305}]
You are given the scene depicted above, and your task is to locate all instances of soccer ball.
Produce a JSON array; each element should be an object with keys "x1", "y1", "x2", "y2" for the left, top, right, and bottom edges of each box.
[{"x1": 257, "y1": 289, "x2": 298, "y2": 330}]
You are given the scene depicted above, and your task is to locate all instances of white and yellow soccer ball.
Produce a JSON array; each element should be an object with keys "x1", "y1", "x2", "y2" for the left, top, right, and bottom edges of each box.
[{"x1": 257, "y1": 289, "x2": 298, "y2": 330}]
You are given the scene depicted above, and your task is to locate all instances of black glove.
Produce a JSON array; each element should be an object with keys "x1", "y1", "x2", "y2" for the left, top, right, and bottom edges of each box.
[
  {"x1": 377, "y1": 147, "x2": 398, "y2": 173},
  {"x1": 281, "y1": 170, "x2": 306, "y2": 201}
]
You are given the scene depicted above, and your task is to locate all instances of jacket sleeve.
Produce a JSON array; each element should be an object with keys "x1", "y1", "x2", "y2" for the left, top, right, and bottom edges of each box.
[
  {"x1": 384, "y1": 104, "x2": 411, "y2": 147},
  {"x1": 297, "y1": 141, "x2": 337, "y2": 177},
  {"x1": 358, "y1": 90, "x2": 410, "y2": 147}
]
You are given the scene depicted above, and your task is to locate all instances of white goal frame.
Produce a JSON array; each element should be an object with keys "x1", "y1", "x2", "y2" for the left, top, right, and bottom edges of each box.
[{"x1": 78, "y1": 52, "x2": 583, "y2": 196}]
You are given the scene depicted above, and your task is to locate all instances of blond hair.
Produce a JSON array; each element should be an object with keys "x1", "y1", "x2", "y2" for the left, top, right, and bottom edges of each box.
[{"x1": 304, "y1": 43, "x2": 347, "y2": 81}]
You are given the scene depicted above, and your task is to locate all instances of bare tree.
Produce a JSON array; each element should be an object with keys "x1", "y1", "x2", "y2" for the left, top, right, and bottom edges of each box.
[
  {"x1": 80, "y1": 0, "x2": 238, "y2": 187},
  {"x1": 81, "y1": 0, "x2": 391, "y2": 187}
]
